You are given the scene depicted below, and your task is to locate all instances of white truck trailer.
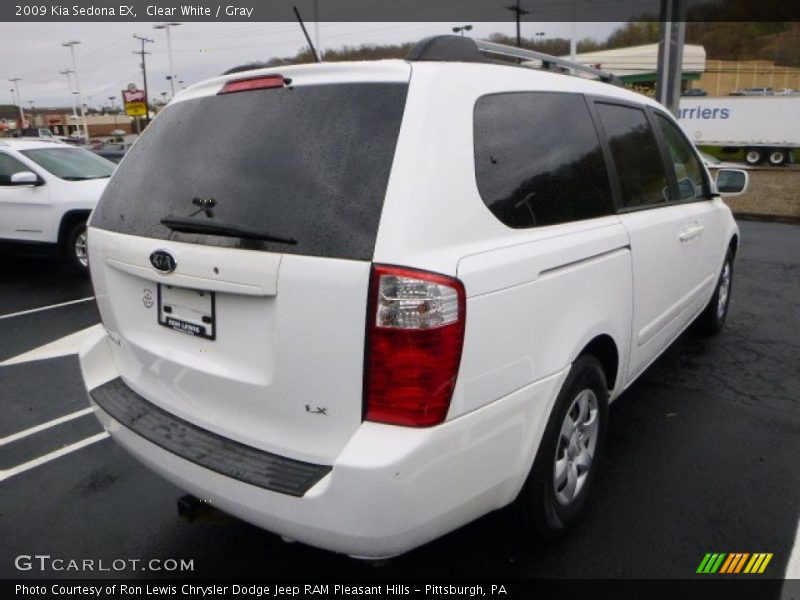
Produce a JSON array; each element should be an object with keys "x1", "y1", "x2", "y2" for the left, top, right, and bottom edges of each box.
[{"x1": 678, "y1": 96, "x2": 800, "y2": 166}]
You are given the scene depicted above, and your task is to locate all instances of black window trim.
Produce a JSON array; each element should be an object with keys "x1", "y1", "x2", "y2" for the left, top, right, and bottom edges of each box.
[{"x1": 588, "y1": 95, "x2": 715, "y2": 215}]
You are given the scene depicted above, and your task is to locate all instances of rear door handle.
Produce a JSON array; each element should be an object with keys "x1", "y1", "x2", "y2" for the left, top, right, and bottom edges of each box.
[{"x1": 679, "y1": 224, "x2": 704, "y2": 242}]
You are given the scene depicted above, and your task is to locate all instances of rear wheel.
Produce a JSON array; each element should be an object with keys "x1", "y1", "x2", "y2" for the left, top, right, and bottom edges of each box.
[
  {"x1": 744, "y1": 148, "x2": 763, "y2": 165},
  {"x1": 696, "y1": 250, "x2": 733, "y2": 335},
  {"x1": 768, "y1": 149, "x2": 788, "y2": 166},
  {"x1": 513, "y1": 355, "x2": 608, "y2": 539},
  {"x1": 66, "y1": 220, "x2": 89, "y2": 272}
]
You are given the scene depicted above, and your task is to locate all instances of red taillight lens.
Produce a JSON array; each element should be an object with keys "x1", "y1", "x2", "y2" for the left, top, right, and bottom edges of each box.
[
  {"x1": 364, "y1": 265, "x2": 466, "y2": 427},
  {"x1": 218, "y1": 75, "x2": 287, "y2": 94}
]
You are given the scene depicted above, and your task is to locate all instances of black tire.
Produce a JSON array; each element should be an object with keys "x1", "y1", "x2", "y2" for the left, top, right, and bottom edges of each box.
[
  {"x1": 696, "y1": 250, "x2": 734, "y2": 335},
  {"x1": 513, "y1": 355, "x2": 608, "y2": 539},
  {"x1": 65, "y1": 220, "x2": 89, "y2": 273},
  {"x1": 744, "y1": 148, "x2": 763, "y2": 165},
  {"x1": 767, "y1": 149, "x2": 788, "y2": 167}
]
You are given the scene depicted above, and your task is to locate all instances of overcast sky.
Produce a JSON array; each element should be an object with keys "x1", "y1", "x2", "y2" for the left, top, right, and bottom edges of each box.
[{"x1": 0, "y1": 21, "x2": 620, "y2": 108}]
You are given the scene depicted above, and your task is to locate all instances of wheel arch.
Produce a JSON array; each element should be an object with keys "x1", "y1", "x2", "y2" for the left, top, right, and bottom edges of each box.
[
  {"x1": 57, "y1": 210, "x2": 92, "y2": 249},
  {"x1": 729, "y1": 233, "x2": 739, "y2": 259},
  {"x1": 575, "y1": 334, "x2": 620, "y2": 392}
]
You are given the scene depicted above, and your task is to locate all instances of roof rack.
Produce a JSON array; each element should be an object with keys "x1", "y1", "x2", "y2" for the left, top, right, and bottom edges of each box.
[{"x1": 406, "y1": 35, "x2": 624, "y2": 87}]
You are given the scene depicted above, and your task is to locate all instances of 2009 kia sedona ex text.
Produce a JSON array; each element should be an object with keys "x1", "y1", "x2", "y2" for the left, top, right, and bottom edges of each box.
[{"x1": 78, "y1": 36, "x2": 748, "y2": 559}]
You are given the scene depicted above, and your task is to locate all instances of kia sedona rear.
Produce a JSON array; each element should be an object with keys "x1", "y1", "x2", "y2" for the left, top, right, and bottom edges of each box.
[{"x1": 80, "y1": 40, "x2": 729, "y2": 558}]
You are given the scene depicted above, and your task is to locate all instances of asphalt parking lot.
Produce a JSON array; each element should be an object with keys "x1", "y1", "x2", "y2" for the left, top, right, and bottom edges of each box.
[{"x1": 1, "y1": 220, "x2": 798, "y2": 582}]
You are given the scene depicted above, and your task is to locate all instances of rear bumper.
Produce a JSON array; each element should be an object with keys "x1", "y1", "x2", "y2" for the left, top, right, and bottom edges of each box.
[{"x1": 79, "y1": 325, "x2": 567, "y2": 558}]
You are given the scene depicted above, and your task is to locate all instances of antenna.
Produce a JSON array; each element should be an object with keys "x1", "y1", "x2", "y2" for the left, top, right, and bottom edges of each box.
[{"x1": 293, "y1": 6, "x2": 320, "y2": 63}]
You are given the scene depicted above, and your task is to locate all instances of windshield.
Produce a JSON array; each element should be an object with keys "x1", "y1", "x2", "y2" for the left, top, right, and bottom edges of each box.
[
  {"x1": 20, "y1": 147, "x2": 115, "y2": 180},
  {"x1": 90, "y1": 82, "x2": 408, "y2": 261}
]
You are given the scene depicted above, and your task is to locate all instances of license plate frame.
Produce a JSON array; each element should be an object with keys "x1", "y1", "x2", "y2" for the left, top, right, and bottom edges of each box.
[{"x1": 157, "y1": 284, "x2": 216, "y2": 340}]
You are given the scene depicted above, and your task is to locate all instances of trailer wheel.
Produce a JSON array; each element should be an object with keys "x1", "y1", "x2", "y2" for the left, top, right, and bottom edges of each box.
[
  {"x1": 744, "y1": 148, "x2": 764, "y2": 165},
  {"x1": 767, "y1": 149, "x2": 788, "y2": 166}
]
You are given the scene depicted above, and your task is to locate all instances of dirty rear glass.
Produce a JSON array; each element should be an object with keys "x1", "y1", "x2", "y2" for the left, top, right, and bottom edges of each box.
[{"x1": 90, "y1": 82, "x2": 408, "y2": 260}]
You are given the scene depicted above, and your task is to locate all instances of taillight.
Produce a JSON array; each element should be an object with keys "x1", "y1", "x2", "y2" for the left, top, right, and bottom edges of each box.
[
  {"x1": 364, "y1": 265, "x2": 466, "y2": 427},
  {"x1": 218, "y1": 74, "x2": 288, "y2": 94}
]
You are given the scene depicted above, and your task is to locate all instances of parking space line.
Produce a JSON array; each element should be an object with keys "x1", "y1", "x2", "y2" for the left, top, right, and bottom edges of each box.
[
  {"x1": 0, "y1": 325, "x2": 99, "y2": 366},
  {"x1": 0, "y1": 407, "x2": 95, "y2": 446},
  {"x1": 0, "y1": 432, "x2": 109, "y2": 483},
  {"x1": 0, "y1": 296, "x2": 95, "y2": 321},
  {"x1": 786, "y1": 519, "x2": 800, "y2": 578}
]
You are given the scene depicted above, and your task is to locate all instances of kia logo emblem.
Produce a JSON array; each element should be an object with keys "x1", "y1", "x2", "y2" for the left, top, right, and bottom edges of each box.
[{"x1": 150, "y1": 250, "x2": 176, "y2": 273}]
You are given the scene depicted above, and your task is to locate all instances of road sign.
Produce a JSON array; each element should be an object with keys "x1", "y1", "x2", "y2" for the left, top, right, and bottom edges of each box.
[{"x1": 122, "y1": 88, "x2": 147, "y2": 117}]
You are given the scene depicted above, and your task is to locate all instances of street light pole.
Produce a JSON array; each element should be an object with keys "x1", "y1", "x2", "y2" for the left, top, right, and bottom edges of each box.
[
  {"x1": 153, "y1": 23, "x2": 180, "y2": 98},
  {"x1": 452, "y1": 25, "x2": 473, "y2": 37},
  {"x1": 60, "y1": 69, "x2": 78, "y2": 121},
  {"x1": 62, "y1": 41, "x2": 89, "y2": 142}
]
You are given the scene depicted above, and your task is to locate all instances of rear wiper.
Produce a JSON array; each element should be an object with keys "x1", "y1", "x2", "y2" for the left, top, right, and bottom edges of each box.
[{"x1": 160, "y1": 215, "x2": 297, "y2": 245}]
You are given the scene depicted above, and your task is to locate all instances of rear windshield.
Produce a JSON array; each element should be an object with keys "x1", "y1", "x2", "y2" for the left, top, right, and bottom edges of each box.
[{"x1": 90, "y1": 82, "x2": 408, "y2": 261}]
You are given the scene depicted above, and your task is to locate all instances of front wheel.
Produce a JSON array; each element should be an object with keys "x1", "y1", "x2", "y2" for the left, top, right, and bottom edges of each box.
[
  {"x1": 513, "y1": 355, "x2": 608, "y2": 539},
  {"x1": 66, "y1": 221, "x2": 89, "y2": 273},
  {"x1": 696, "y1": 250, "x2": 733, "y2": 335}
]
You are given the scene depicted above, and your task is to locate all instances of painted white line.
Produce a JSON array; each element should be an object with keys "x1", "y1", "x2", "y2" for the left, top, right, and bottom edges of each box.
[
  {"x1": 0, "y1": 407, "x2": 95, "y2": 446},
  {"x1": 0, "y1": 325, "x2": 99, "y2": 366},
  {"x1": 0, "y1": 296, "x2": 94, "y2": 321},
  {"x1": 0, "y1": 432, "x2": 109, "y2": 483},
  {"x1": 784, "y1": 518, "x2": 800, "y2": 578}
]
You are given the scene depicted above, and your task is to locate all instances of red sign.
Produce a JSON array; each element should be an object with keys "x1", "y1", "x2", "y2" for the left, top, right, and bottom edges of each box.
[{"x1": 122, "y1": 89, "x2": 145, "y2": 103}]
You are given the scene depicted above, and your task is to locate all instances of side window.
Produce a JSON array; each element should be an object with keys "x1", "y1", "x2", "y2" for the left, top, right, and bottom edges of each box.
[
  {"x1": 596, "y1": 103, "x2": 670, "y2": 209},
  {"x1": 474, "y1": 92, "x2": 613, "y2": 229},
  {"x1": 0, "y1": 152, "x2": 31, "y2": 186},
  {"x1": 655, "y1": 113, "x2": 706, "y2": 201}
]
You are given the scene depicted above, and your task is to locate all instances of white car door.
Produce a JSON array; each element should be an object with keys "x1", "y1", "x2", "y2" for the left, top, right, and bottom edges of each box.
[
  {"x1": 593, "y1": 101, "x2": 709, "y2": 382},
  {"x1": 653, "y1": 111, "x2": 727, "y2": 304},
  {"x1": 0, "y1": 151, "x2": 51, "y2": 242}
]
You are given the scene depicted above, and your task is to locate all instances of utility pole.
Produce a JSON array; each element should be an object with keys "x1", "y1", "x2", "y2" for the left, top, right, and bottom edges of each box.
[
  {"x1": 133, "y1": 34, "x2": 154, "y2": 127},
  {"x1": 62, "y1": 41, "x2": 89, "y2": 142},
  {"x1": 153, "y1": 23, "x2": 180, "y2": 98},
  {"x1": 313, "y1": 0, "x2": 322, "y2": 61},
  {"x1": 655, "y1": 0, "x2": 687, "y2": 116},
  {"x1": 8, "y1": 78, "x2": 24, "y2": 128},
  {"x1": 506, "y1": 0, "x2": 529, "y2": 48}
]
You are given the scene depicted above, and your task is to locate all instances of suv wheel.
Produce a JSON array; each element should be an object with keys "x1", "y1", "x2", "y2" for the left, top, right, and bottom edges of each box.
[
  {"x1": 66, "y1": 221, "x2": 89, "y2": 272},
  {"x1": 696, "y1": 250, "x2": 733, "y2": 335},
  {"x1": 513, "y1": 355, "x2": 608, "y2": 539}
]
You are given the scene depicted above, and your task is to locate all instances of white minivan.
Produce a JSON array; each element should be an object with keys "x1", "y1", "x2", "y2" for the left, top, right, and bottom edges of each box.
[{"x1": 79, "y1": 36, "x2": 747, "y2": 559}]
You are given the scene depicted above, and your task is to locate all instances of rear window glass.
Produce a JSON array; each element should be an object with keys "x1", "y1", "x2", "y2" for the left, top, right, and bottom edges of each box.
[
  {"x1": 473, "y1": 92, "x2": 613, "y2": 229},
  {"x1": 90, "y1": 82, "x2": 408, "y2": 261}
]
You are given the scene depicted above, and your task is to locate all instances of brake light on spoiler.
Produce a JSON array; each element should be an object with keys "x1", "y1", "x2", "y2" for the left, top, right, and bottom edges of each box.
[
  {"x1": 218, "y1": 74, "x2": 290, "y2": 95},
  {"x1": 364, "y1": 265, "x2": 467, "y2": 427}
]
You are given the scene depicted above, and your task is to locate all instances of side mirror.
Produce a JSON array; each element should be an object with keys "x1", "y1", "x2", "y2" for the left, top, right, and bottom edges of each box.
[
  {"x1": 10, "y1": 171, "x2": 42, "y2": 186},
  {"x1": 715, "y1": 169, "x2": 748, "y2": 196}
]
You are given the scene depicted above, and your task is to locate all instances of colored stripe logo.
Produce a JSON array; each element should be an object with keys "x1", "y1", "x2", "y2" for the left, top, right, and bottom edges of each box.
[{"x1": 697, "y1": 553, "x2": 773, "y2": 574}]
